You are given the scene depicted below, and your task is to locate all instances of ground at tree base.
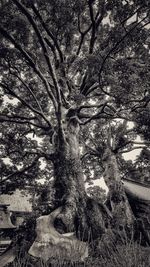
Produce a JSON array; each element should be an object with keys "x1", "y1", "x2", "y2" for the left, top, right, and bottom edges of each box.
[{"x1": 5, "y1": 241, "x2": 150, "y2": 267}]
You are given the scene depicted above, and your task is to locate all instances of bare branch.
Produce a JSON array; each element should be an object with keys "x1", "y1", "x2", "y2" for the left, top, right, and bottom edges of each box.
[
  {"x1": 79, "y1": 73, "x2": 88, "y2": 94},
  {"x1": 44, "y1": 37, "x2": 58, "y2": 62},
  {"x1": 140, "y1": 21, "x2": 150, "y2": 29}
]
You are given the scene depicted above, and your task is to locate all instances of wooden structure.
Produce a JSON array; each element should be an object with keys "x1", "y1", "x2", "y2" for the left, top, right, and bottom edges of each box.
[
  {"x1": 123, "y1": 178, "x2": 150, "y2": 245},
  {"x1": 0, "y1": 204, "x2": 16, "y2": 256}
]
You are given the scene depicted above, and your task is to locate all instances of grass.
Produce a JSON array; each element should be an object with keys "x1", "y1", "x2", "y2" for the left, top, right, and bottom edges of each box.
[{"x1": 6, "y1": 237, "x2": 150, "y2": 267}]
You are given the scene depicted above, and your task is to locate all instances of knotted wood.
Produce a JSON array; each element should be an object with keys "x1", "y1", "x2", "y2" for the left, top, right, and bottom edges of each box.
[{"x1": 29, "y1": 207, "x2": 88, "y2": 262}]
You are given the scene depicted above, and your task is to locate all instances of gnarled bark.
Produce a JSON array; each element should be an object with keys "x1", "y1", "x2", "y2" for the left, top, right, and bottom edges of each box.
[
  {"x1": 51, "y1": 108, "x2": 109, "y2": 238},
  {"x1": 29, "y1": 207, "x2": 88, "y2": 262},
  {"x1": 103, "y1": 147, "x2": 135, "y2": 229}
]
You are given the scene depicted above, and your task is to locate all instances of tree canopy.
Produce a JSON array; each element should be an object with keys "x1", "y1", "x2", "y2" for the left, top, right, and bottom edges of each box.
[{"x1": 0, "y1": 0, "x2": 150, "y2": 194}]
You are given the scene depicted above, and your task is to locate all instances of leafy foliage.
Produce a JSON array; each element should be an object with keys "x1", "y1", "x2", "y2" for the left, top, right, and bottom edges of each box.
[{"x1": 0, "y1": 0, "x2": 149, "y2": 195}]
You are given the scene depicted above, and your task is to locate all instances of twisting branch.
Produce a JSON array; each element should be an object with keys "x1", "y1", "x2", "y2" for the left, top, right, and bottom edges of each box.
[
  {"x1": 131, "y1": 96, "x2": 150, "y2": 112},
  {"x1": 85, "y1": 83, "x2": 100, "y2": 96}
]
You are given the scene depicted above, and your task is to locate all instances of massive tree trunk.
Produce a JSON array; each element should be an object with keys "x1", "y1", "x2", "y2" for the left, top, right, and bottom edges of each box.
[
  {"x1": 52, "y1": 108, "x2": 108, "y2": 239},
  {"x1": 28, "y1": 110, "x2": 139, "y2": 263}
]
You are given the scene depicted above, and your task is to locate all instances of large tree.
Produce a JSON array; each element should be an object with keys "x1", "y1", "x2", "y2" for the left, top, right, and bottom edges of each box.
[{"x1": 0, "y1": 0, "x2": 150, "y2": 243}]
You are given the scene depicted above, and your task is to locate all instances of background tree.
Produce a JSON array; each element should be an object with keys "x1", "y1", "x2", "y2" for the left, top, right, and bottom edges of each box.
[{"x1": 87, "y1": 186, "x2": 106, "y2": 203}]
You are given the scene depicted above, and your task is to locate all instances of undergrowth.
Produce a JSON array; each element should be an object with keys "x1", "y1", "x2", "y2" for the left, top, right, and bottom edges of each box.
[{"x1": 7, "y1": 240, "x2": 150, "y2": 267}]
